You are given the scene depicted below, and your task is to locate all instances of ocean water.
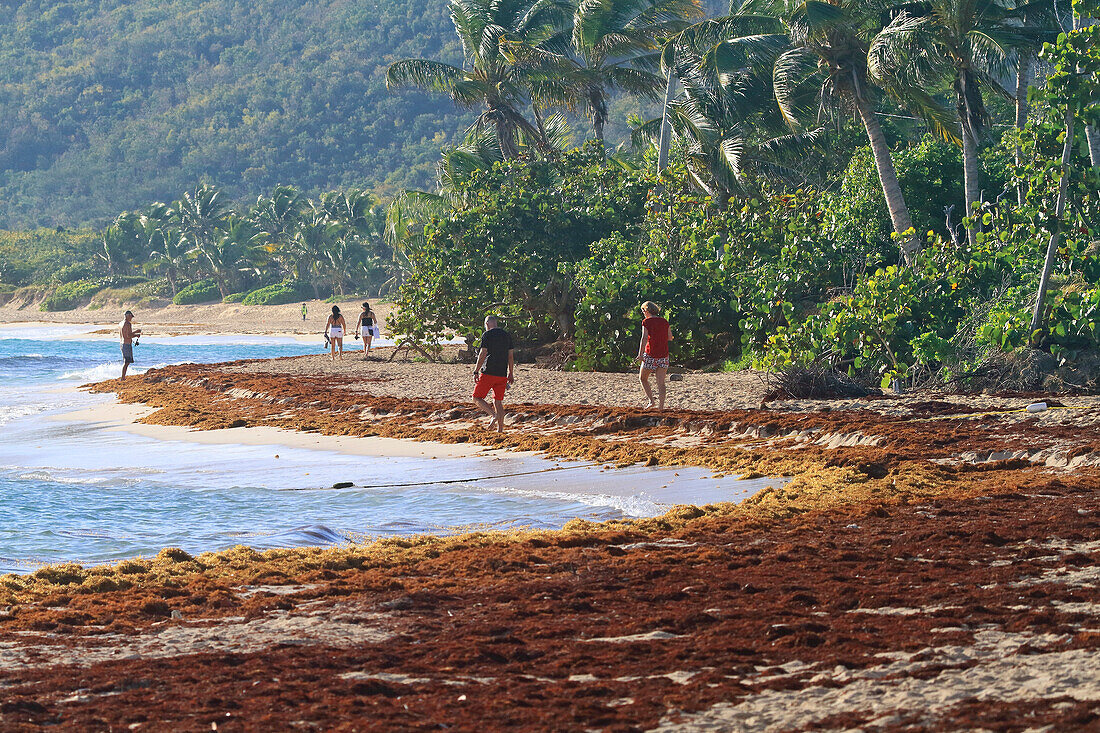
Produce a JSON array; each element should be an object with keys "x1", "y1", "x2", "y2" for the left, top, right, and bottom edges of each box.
[{"x1": 0, "y1": 325, "x2": 778, "y2": 574}]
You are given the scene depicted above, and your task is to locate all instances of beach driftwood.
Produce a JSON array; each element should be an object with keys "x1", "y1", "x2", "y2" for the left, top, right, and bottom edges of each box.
[{"x1": 388, "y1": 339, "x2": 439, "y2": 363}]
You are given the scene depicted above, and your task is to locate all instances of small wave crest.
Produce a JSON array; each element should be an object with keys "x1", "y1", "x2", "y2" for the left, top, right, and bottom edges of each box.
[
  {"x1": 0, "y1": 403, "x2": 43, "y2": 426},
  {"x1": 478, "y1": 485, "x2": 665, "y2": 517},
  {"x1": 229, "y1": 524, "x2": 351, "y2": 549},
  {"x1": 0, "y1": 353, "x2": 75, "y2": 367},
  {"x1": 58, "y1": 362, "x2": 147, "y2": 382}
]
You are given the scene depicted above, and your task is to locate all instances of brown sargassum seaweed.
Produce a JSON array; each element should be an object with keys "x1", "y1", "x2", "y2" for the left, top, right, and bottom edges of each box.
[{"x1": 0, "y1": 360, "x2": 1097, "y2": 731}]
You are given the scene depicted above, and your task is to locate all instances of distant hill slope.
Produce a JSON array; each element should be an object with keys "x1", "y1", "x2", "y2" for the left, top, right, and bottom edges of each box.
[
  {"x1": 0, "y1": 0, "x2": 728, "y2": 229},
  {"x1": 0, "y1": 0, "x2": 477, "y2": 228}
]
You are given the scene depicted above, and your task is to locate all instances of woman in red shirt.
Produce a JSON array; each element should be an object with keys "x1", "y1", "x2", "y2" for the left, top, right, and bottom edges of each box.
[{"x1": 636, "y1": 300, "x2": 672, "y2": 409}]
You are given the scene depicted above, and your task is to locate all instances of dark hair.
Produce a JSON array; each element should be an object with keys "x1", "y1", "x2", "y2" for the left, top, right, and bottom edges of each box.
[
  {"x1": 332, "y1": 305, "x2": 341, "y2": 316},
  {"x1": 362, "y1": 302, "x2": 371, "y2": 310}
]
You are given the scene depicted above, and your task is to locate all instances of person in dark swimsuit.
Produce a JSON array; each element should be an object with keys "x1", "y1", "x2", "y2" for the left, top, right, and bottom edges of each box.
[{"x1": 355, "y1": 302, "x2": 377, "y2": 358}]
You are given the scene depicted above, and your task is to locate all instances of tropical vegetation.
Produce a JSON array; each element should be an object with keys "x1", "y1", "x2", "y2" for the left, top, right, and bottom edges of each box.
[{"x1": 1, "y1": 0, "x2": 1098, "y2": 390}]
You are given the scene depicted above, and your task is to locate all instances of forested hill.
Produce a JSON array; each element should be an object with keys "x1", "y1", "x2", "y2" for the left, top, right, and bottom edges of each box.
[{"x1": 0, "y1": 0, "x2": 477, "y2": 228}]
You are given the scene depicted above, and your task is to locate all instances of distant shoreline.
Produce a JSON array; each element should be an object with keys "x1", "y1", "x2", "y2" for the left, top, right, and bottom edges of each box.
[{"x1": 0, "y1": 298, "x2": 395, "y2": 338}]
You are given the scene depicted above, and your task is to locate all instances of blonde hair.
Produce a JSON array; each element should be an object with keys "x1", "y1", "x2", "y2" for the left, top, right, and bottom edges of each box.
[{"x1": 641, "y1": 301, "x2": 660, "y2": 316}]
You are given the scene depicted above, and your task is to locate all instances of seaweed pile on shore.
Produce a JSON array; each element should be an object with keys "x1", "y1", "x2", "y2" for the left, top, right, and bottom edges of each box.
[{"x1": 1, "y1": 358, "x2": 1099, "y2": 730}]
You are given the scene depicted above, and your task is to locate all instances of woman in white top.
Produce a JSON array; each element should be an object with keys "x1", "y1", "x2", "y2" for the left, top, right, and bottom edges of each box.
[
  {"x1": 326, "y1": 305, "x2": 347, "y2": 361},
  {"x1": 355, "y1": 301, "x2": 377, "y2": 358}
]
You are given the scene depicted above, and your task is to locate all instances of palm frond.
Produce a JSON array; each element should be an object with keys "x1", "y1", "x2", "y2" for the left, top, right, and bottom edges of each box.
[
  {"x1": 387, "y1": 59, "x2": 469, "y2": 94},
  {"x1": 772, "y1": 47, "x2": 819, "y2": 130}
]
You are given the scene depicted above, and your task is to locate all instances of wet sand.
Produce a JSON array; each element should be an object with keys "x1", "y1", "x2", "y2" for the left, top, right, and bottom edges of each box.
[{"x1": 1, "y1": 355, "x2": 1099, "y2": 730}]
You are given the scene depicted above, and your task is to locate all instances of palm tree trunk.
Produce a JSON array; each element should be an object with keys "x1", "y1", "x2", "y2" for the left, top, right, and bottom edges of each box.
[
  {"x1": 496, "y1": 120, "x2": 519, "y2": 159},
  {"x1": 1030, "y1": 108, "x2": 1076, "y2": 337},
  {"x1": 657, "y1": 56, "x2": 676, "y2": 175},
  {"x1": 961, "y1": 122, "x2": 982, "y2": 248},
  {"x1": 1086, "y1": 125, "x2": 1100, "y2": 169},
  {"x1": 590, "y1": 89, "x2": 608, "y2": 146},
  {"x1": 214, "y1": 273, "x2": 229, "y2": 299},
  {"x1": 531, "y1": 102, "x2": 548, "y2": 145},
  {"x1": 1015, "y1": 52, "x2": 1032, "y2": 206},
  {"x1": 166, "y1": 269, "x2": 178, "y2": 297},
  {"x1": 492, "y1": 111, "x2": 520, "y2": 159},
  {"x1": 1085, "y1": 16, "x2": 1100, "y2": 170},
  {"x1": 853, "y1": 95, "x2": 917, "y2": 264}
]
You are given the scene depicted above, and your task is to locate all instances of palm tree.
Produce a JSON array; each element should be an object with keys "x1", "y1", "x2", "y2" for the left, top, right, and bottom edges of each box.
[
  {"x1": 200, "y1": 215, "x2": 260, "y2": 298},
  {"x1": 144, "y1": 204, "x2": 190, "y2": 297},
  {"x1": 251, "y1": 185, "x2": 307, "y2": 282},
  {"x1": 514, "y1": 0, "x2": 704, "y2": 143},
  {"x1": 289, "y1": 212, "x2": 342, "y2": 297},
  {"x1": 320, "y1": 233, "x2": 368, "y2": 297},
  {"x1": 647, "y1": 14, "x2": 821, "y2": 203},
  {"x1": 387, "y1": 0, "x2": 572, "y2": 158},
  {"x1": 97, "y1": 212, "x2": 147, "y2": 275},
  {"x1": 872, "y1": 0, "x2": 1053, "y2": 246},
  {"x1": 739, "y1": 0, "x2": 952, "y2": 262},
  {"x1": 175, "y1": 184, "x2": 229, "y2": 280}
]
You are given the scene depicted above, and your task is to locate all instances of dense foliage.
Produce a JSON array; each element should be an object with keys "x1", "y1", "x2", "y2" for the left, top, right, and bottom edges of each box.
[
  {"x1": 0, "y1": 184, "x2": 397, "y2": 312},
  {"x1": 0, "y1": 0, "x2": 475, "y2": 228},
  {"x1": 391, "y1": 145, "x2": 649, "y2": 346},
  {"x1": 3, "y1": 0, "x2": 1098, "y2": 388}
]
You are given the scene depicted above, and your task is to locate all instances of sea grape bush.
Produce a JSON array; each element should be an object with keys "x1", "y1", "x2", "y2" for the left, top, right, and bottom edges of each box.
[
  {"x1": 392, "y1": 145, "x2": 650, "y2": 348},
  {"x1": 171, "y1": 279, "x2": 220, "y2": 306},
  {"x1": 241, "y1": 282, "x2": 308, "y2": 306}
]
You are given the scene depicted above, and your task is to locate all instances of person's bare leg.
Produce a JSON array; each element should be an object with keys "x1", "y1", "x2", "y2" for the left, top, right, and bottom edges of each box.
[
  {"x1": 656, "y1": 367, "x2": 667, "y2": 409},
  {"x1": 639, "y1": 366, "x2": 655, "y2": 408},
  {"x1": 330, "y1": 340, "x2": 336, "y2": 361},
  {"x1": 121, "y1": 363, "x2": 129, "y2": 379},
  {"x1": 474, "y1": 396, "x2": 497, "y2": 428},
  {"x1": 493, "y1": 399, "x2": 505, "y2": 433},
  {"x1": 337, "y1": 339, "x2": 344, "y2": 360},
  {"x1": 364, "y1": 335, "x2": 372, "y2": 358}
]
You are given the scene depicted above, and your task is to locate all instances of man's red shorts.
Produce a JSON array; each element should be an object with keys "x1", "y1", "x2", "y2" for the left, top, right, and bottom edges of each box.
[{"x1": 473, "y1": 373, "x2": 509, "y2": 401}]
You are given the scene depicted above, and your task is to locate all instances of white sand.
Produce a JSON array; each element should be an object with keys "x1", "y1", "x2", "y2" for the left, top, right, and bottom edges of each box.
[
  {"x1": 647, "y1": 630, "x2": 1100, "y2": 732},
  {"x1": 0, "y1": 604, "x2": 393, "y2": 671}
]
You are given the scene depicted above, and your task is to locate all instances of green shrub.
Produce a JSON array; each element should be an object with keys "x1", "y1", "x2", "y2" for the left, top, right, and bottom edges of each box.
[
  {"x1": 222, "y1": 291, "x2": 248, "y2": 303},
  {"x1": 53, "y1": 262, "x2": 93, "y2": 284},
  {"x1": 172, "y1": 279, "x2": 219, "y2": 305},
  {"x1": 242, "y1": 282, "x2": 306, "y2": 306},
  {"x1": 572, "y1": 233, "x2": 738, "y2": 370}
]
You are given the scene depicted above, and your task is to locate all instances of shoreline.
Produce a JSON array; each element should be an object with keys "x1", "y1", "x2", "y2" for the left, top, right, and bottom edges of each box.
[
  {"x1": 0, "y1": 298, "x2": 396, "y2": 339},
  {"x1": 0, "y1": 321, "x2": 334, "y2": 344},
  {"x1": 51, "y1": 399, "x2": 499, "y2": 460}
]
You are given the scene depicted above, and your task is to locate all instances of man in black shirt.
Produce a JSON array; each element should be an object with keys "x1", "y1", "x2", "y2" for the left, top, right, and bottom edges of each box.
[{"x1": 472, "y1": 315, "x2": 515, "y2": 433}]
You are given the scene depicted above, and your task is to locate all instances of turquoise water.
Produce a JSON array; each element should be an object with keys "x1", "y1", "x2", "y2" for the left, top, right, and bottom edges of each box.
[{"x1": 0, "y1": 325, "x2": 776, "y2": 574}]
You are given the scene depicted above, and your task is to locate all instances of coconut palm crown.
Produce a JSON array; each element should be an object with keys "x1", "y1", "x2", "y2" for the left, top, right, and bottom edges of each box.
[{"x1": 387, "y1": 0, "x2": 574, "y2": 158}]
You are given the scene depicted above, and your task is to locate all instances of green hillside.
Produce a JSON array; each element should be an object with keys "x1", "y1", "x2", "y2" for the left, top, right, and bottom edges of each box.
[{"x1": 0, "y1": 0, "x2": 477, "y2": 228}]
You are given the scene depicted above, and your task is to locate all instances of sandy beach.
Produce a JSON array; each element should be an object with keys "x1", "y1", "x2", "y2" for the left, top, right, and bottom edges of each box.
[
  {"x1": 1, "y1": 329, "x2": 1099, "y2": 730},
  {"x1": 0, "y1": 298, "x2": 396, "y2": 339}
]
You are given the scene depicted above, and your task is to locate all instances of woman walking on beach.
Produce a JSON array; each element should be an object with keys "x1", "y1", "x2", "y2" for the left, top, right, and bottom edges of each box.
[
  {"x1": 355, "y1": 302, "x2": 377, "y2": 359},
  {"x1": 637, "y1": 301, "x2": 672, "y2": 409},
  {"x1": 326, "y1": 305, "x2": 347, "y2": 361}
]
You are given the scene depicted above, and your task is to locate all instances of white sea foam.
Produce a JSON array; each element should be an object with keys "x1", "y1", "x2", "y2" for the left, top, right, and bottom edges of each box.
[
  {"x1": 0, "y1": 404, "x2": 42, "y2": 425},
  {"x1": 58, "y1": 362, "x2": 144, "y2": 381},
  {"x1": 478, "y1": 485, "x2": 666, "y2": 517}
]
